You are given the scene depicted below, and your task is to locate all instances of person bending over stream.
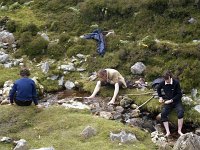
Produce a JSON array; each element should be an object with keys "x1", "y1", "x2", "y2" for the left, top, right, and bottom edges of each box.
[{"x1": 86, "y1": 68, "x2": 127, "y2": 105}]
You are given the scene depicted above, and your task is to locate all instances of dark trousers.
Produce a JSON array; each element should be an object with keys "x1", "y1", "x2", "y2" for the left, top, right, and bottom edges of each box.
[
  {"x1": 14, "y1": 99, "x2": 32, "y2": 106},
  {"x1": 161, "y1": 102, "x2": 184, "y2": 122}
]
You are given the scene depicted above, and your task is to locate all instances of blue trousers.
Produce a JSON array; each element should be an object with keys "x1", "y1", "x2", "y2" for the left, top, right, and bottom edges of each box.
[{"x1": 161, "y1": 102, "x2": 184, "y2": 122}]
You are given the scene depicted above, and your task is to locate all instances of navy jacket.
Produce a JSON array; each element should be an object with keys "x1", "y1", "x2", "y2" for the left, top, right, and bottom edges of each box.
[
  {"x1": 157, "y1": 79, "x2": 182, "y2": 103},
  {"x1": 9, "y1": 77, "x2": 38, "y2": 105}
]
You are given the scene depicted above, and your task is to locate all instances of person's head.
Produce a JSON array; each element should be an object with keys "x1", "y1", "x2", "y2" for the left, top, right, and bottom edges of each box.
[
  {"x1": 163, "y1": 70, "x2": 173, "y2": 83},
  {"x1": 20, "y1": 68, "x2": 30, "y2": 77},
  {"x1": 97, "y1": 69, "x2": 107, "y2": 81}
]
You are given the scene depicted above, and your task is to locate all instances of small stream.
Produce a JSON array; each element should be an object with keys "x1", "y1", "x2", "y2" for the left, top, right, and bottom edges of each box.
[{"x1": 39, "y1": 89, "x2": 197, "y2": 143}]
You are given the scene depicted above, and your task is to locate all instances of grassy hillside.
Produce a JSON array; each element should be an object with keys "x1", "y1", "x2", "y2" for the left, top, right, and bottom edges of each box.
[
  {"x1": 0, "y1": 105, "x2": 156, "y2": 150},
  {"x1": 1, "y1": 0, "x2": 200, "y2": 92}
]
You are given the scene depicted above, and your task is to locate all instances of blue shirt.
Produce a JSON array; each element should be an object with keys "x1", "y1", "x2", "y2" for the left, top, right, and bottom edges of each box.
[{"x1": 9, "y1": 77, "x2": 38, "y2": 105}]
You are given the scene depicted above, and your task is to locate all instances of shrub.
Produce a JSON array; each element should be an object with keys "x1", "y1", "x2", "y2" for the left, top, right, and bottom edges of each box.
[
  {"x1": 47, "y1": 43, "x2": 65, "y2": 59},
  {"x1": 0, "y1": 0, "x2": 31, "y2": 5},
  {"x1": 9, "y1": 2, "x2": 21, "y2": 10},
  {"x1": 66, "y1": 39, "x2": 96, "y2": 57},
  {"x1": 58, "y1": 33, "x2": 70, "y2": 45},
  {"x1": 34, "y1": 0, "x2": 84, "y2": 12},
  {"x1": 146, "y1": 0, "x2": 168, "y2": 14},
  {"x1": 106, "y1": 35, "x2": 121, "y2": 52},
  {"x1": 6, "y1": 20, "x2": 17, "y2": 32},
  {"x1": 179, "y1": 60, "x2": 200, "y2": 92},
  {"x1": 66, "y1": 45, "x2": 89, "y2": 57},
  {"x1": 18, "y1": 32, "x2": 33, "y2": 48},
  {"x1": 86, "y1": 52, "x2": 121, "y2": 72},
  {"x1": 164, "y1": 8, "x2": 190, "y2": 20},
  {"x1": 145, "y1": 65, "x2": 163, "y2": 81},
  {"x1": 79, "y1": 0, "x2": 138, "y2": 22},
  {"x1": 21, "y1": 23, "x2": 39, "y2": 36},
  {"x1": 49, "y1": 21, "x2": 59, "y2": 32},
  {"x1": 168, "y1": 0, "x2": 194, "y2": 7},
  {"x1": 24, "y1": 36, "x2": 48, "y2": 59}
]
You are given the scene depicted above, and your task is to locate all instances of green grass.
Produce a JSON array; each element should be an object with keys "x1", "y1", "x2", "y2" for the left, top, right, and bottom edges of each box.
[
  {"x1": 0, "y1": 7, "x2": 44, "y2": 26},
  {"x1": 0, "y1": 67, "x2": 19, "y2": 87},
  {"x1": 0, "y1": 105, "x2": 156, "y2": 150}
]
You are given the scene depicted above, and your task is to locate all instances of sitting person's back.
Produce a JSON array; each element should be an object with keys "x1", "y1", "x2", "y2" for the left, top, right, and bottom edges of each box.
[{"x1": 9, "y1": 68, "x2": 38, "y2": 106}]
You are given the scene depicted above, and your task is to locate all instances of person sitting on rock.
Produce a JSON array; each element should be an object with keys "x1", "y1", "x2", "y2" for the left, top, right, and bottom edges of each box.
[
  {"x1": 9, "y1": 68, "x2": 38, "y2": 106},
  {"x1": 157, "y1": 70, "x2": 184, "y2": 137},
  {"x1": 86, "y1": 68, "x2": 127, "y2": 105}
]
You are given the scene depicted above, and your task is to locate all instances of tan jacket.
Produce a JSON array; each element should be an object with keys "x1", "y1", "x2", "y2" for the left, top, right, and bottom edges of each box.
[{"x1": 105, "y1": 69, "x2": 127, "y2": 88}]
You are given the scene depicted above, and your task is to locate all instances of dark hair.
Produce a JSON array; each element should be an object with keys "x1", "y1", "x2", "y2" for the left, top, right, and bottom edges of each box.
[
  {"x1": 163, "y1": 70, "x2": 173, "y2": 80},
  {"x1": 20, "y1": 68, "x2": 30, "y2": 77}
]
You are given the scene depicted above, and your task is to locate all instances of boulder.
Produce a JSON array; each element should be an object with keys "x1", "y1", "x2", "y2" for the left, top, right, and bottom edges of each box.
[
  {"x1": 130, "y1": 62, "x2": 146, "y2": 75},
  {"x1": 173, "y1": 133, "x2": 200, "y2": 150}
]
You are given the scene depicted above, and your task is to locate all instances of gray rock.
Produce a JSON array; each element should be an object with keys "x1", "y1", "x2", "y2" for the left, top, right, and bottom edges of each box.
[
  {"x1": 110, "y1": 130, "x2": 137, "y2": 143},
  {"x1": 130, "y1": 109, "x2": 140, "y2": 118},
  {"x1": 173, "y1": 133, "x2": 200, "y2": 150},
  {"x1": 195, "y1": 128, "x2": 200, "y2": 136},
  {"x1": 115, "y1": 106, "x2": 124, "y2": 113},
  {"x1": 131, "y1": 62, "x2": 146, "y2": 75},
  {"x1": 1, "y1": 99, "x2": 9, "y2": 105},
  {"x1": 13, "y1": 139, "x2": 28, "y2": 150},
  {"x1": 40, "y1": 33, "x2": 49, "y2": 41},
  {"x1": 30, "y1": 147, "x2": 55, "y2": 150},
  {"x1": 99, "y1": 111, "x2": 113, "y2": 119},
  {"x1": 41, "y1": 62, "x2": 49, "y2": 74},
  {"x1": 191, "y1": 88, "x2": 198, "y2": 100},
  {"x1": 0, "y1": 137, "x2": 12, "y2": 143},
  {"x1": 58, "y1": 76, "x2": 64, "y2": 86},
  {"x1": 188, "y1": 18, "x2": 197, "y2": 24},
  {"x1": 64, "y1": 80, "x2": 75, "y2": 90},
  {"x1": 182, "y1": 96, "x2": 193, "y2": 105},
  {"x1": 48, "y1": 75, "x2": 58, "y2": 80},
  {"x1": 76, "y1": 53, "x2": 86, "y2": 59},
  {"x1": 194, "y1": 105, "x2": 200, "y2": 113},
  {"x1": 4, "y1": 62, "x2": 12, "y2": 68},
  {"x1": 0, "y1": 31, "x2": 15, "y2": 44},
  {"x1": 120, "y1": 96, "x2": 133, "y2": 108},
  {"x1": 0, "y1": 53, "x2": 9, "y2": 63},
  {"x1": 76, "y1": 68, "x2": 86, "y2": 72},
  {"x1": 60, "y1": 63, "x2": 75, "y2": 71},
  {"x1": 81, "y1": 126, "x2": 97, "y2": 139},
  {"x1": 0, "y1": 6, "x2": 8, "y2": 11},
  {"x1": 89, "y1": 74, "x2": 97, "y2": 81}
]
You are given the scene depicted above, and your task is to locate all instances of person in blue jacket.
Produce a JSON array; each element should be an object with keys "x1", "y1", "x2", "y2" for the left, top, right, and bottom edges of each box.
[
  {"x1": 157, "y1": 70, "x2": 184, "y2": 137},
  {"x1": 9, "y1": 68, "x2": 38, "y2": 106}
]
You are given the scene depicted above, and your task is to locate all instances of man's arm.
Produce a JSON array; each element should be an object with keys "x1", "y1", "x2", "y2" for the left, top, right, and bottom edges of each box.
[
  {"x1": 157, "y1": 82, "x2": 164, "y2": 103},
  {"x1": 9, "y1": 83, "x2": 17, "y2": 104},
  {"x1": 32, "y1": 82, "x2": 38, "y2": 105}
]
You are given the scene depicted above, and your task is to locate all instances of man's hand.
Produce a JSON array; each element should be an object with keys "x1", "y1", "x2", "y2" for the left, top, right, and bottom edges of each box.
[
  {"x1": 164, "y1": 99, "x2": 173, "y2": 104},
  {"x1": 159, "y1": 97, "x2": 164, "y2": 103},
  {"x1": 36, "y1": 104, "x2": 44, "y2": 109}
]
